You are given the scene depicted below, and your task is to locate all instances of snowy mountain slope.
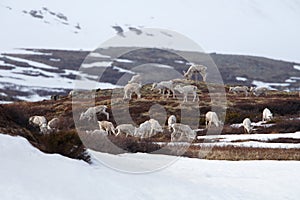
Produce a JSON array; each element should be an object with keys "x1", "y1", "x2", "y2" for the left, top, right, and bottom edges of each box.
[
  {"x1": 1, "y1": 133, "x2": 300, "y2": 200},
  {"x1": 0, "y1": 47, "x2": 299, "y2": 103},
  {"x1": 1, "y1": 0, "x2": 300, "y2": 62},
  {"x1": 0, "y1": 49, "x2": 120, "y2": 102}
]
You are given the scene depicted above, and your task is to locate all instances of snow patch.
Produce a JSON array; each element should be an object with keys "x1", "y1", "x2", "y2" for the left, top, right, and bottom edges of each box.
[
  {"x1": 49, "y1": 58, "x2": 61, "y2": 62},
  {"x1": 89, "y1": 52, "x2": 111, "y2": 58},
  {"x1": 293, "y1": 65, "x2": 300, "y2": 71},
  {"x1": 0, "y1": 59, "x2": 16, "y2": 67},
  {"x1": 152, "y1": 64, "x2": 174, "y2": 69},
  {"x1": 230, "y1": 121, "x2": 275, "y2": 129},
  {"x1": 0, "y1": 64, "x2": 118, "y2": 92},
  {"x1": 17, "y1": 94, "x2": 50, "y2": 102},
  {"x1": 0, "y1": 92, "x2": 7, "y2": 97},
  {"x1": 5, "y1": 56, "x2": 57, "y2": 70},
  {"x1": 114, "y1": 58, "x2": 134, "y2": 63},
  {"x1": 196, "y1": 141, "x2": 300, "y2": 149},
  {"x1": 198, "y1": 132, "x2": 300, "y2": 142},
  {"x1": 252, "y1": 80, "x2": 290, "y2": 89},
  {"x1": 1, "y1": 48, "x2": 52, "y2": 56},
  {"x1": 285, "y1": 78, "x2": 297, "y2": 83},
  {"x1": 81, "y1": 61, "x2": 112, "y2": 68},
  {"x1": 174, "y1": 60, "x2": 185, "y2": 64},
  {"x1": 112, "y1": 66, "x2": 135, "y2": 74},
  {"x1": 289, "y1": 77, "x2": 300, "y2": 81},
  {"x1": 0, "y1": 100, "x2": 13, "y2": 104},
  {"x1": 236, "y1": 76, "x2": 247, "y2": 81}
]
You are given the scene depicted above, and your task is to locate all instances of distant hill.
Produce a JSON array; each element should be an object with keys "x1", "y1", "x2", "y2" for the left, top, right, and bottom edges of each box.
[{"x1": 0, "y1": 47, "x2": 299, "y2": 102}]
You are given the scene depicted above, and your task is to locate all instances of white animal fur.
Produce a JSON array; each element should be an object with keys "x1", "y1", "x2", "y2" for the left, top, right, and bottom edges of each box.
[
  {"x1": 167, "y1": 115, "x2": 177, "y2": 131},
  {"x1": 123, "y1": 83, "x2": 142, "y2": 100},
  {"x1": 98, "y1": 120, "x2": 116, "y2": 135},
  {"x1": 80, "y1": 105, "x2": 109, "y2": 121},
  {"x1": 229, "y1": 86, "x2": 249, "y2": 96},
  {"x1": 183, "y1": 65, "x2": 207, "y2": 82},
  {"x1": 151, "y1": 80, "x2": 175, "y2": 98},
  {"x1": 128, "y1": 74, "x2": 142, "y2": 84},
  {"x1": 205, "y1": 111, "x2": 222, "y2": 128},
  {"x1": 170, "y1": 123, "x2": 196, "y2": 141},
  {"x1": 174, "y1": 85, "x2": 199, "y2": 102},
  {"x1": 29, "y1": 116, "x2": 47, "y2": 127},
  {"x1": 29, "y1": 116, "x2": 49, "y2": 134},
  {"x1": 252, "y1": 87, "x2": 269, "y2": 96},
  {"x1": 262, "y1": 108, "x2": 273, "y2": 122},
  {"x1": 242, "y1": 118, "x2": 252, "y2": 134},
  {"x1": 47, "y1": 117, "x2": 60, "y2": 131},
  {"x1": 115, "y1": 124, "x2": 137, "y2": 137},
  {"x1": 136, "y1": 119, "x2": 163, "y2": 138}
]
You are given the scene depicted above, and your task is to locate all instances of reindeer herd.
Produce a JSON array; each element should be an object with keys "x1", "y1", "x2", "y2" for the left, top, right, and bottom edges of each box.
[
  {"x1": 28, "y1": 64, "x2": 291, "y2": 140},
  {"x1": 229, "y1": 86, "x2": 269, "y2": 97}
]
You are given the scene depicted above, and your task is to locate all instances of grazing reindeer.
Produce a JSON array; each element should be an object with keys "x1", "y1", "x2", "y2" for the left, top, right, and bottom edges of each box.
[
  {"x1": 183, "y1": 65, "x2": 207, "y2": 82},
  {"x1": 205, "y1": 111, "x2": 222, "y2": 128},
  {"x1": 262, "y1": 108, "x2": 273, "y2": 122},
  {"x1": 174, "y1": 85, "x2": 199, "y2": 102},
  {"x1": 123, "y1": 83, "x2": 142, "y2": 100},
  {"x1": 151, "y1": 80, "x2": 175, "y2": 98},
  {"x1": 242, "y1": 118, "x2": 253, "y2": 134}
]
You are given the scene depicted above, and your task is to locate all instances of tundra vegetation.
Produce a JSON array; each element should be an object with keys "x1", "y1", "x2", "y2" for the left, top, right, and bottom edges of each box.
[{"x1": 0, "y1": 79, "x2": 299, "y2": 162}]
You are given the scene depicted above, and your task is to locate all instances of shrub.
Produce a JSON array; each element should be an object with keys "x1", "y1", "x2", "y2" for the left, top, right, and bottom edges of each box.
[{"x1": 36, "y1": 130, "x2": 90, "y2": 162}]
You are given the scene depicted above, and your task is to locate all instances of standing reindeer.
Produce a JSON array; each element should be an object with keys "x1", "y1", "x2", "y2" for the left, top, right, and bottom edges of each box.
[{"x1": 183, "y1": 65, "x2": 207, "y2": 82}]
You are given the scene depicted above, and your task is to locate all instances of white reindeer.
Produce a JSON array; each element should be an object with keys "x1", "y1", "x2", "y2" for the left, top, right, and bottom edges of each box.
[
  {"x1": 205, "y1": 111, "x2": 222, "y2": 128},
  {"x1": 47, "y1": 117, "x2": 60, "y2": 132},
  {"x1": 136, "y1": 119, "x2": 163, "y2": 139},
  {"x1": 98, "y1": 120, "x2": 116, "y2": 135},
  {"x1": 123, "y1": 83, "x2": 142, "y2": 100},
  {"x1": 29, "y1": 116, "x2": 49, "y2": 134},
  {"x1": 79, "y1": 105, "x2": 109, "y2": 121},
  {"x1": 170, "y1": 123, "x2": 196, "y2": 141},
  {"x1": 262, "y1": 108, "x2": 273, "y2": 122},
  {"x1": 229, "y1": 86, "x2": 249, "y2": 96},
  {"x1": 242, "y1": 118, "x2": 253, "y2": 134},
  {"x1": 167, "y1": 115, "x2": 177, "y2": 131},
  {"x1": 115, "y1": 124, "x2": 137, "y2": 137},
  {"x1": 128, "y1": 74, "x2": 142, "y2": 84},
  {"x1": 251, "y1": 87, "x2": 269, "y2": 96},
  {"x1": 151, "y1": 80, "x2": 175, "y2": 98},
  {"x1": 183, "y1": 65, "x2": 207, "y2": 82},
  {"x1": 29, "y1": 116, "x2": 47, "y2": 127},
  {"x1": 174, "y1": 85, "x2": 199, "y2": 102}
]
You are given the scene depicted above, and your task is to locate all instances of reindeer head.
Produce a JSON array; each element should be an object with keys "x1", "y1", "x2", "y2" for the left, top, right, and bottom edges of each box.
[{"x1": 151, "y1": 82, "x2": 157, "y2": 91}]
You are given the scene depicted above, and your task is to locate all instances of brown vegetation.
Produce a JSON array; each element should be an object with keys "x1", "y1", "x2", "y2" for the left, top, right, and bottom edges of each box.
[{"x1": 0, "y1": 81, "x2": 299, "y2": 162}]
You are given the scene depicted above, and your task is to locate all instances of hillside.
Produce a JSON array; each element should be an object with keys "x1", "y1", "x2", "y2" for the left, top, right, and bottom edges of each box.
[
  {"x1": 0, "y1": 47, "x2": 299, "y2": 102},
  {"x1": 0, "y1": 80, "x2": 299, "y2": 162}
]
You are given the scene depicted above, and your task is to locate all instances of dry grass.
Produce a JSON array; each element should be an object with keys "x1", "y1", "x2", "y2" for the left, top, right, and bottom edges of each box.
[
  {"x1": 185, "y1": 146, "x2": 300, "y2": 161},
  {"x1": 0, "y1": 82, "x2": 300, "y2": 162}
]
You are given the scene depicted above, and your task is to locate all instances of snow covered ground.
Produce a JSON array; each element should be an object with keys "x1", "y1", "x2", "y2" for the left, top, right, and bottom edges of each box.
[
  {"x1": 251, "y1": 80, "x2": 290, "y2": 90},
  {"x1": 195, "y1": 132, "x2": 300, "y2": 149},
  {"x1": 0, "y1": 53, "x2": 120, "y2": 102},
  {"x1": 1, "y1": 133, "x2": 300, "y2": 200},
  {"x1": 198, "y1": 132, "x2": 300, "y2": 142},
  {"x1": 0, "y1": 55, "x2": 117, "y2": 90}
]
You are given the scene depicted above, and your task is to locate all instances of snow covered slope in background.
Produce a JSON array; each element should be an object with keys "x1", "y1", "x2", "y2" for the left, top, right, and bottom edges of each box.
[
  {"x1": 1, "y1": 133, "x2": 300, "y2": 200},
  {"x1": 1, "y1": 0, "x2": 300, "y2": 62}
]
